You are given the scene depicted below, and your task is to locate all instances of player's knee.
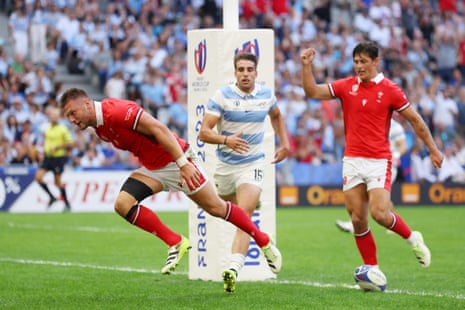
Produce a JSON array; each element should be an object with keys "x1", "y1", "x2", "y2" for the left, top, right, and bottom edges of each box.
[
  {"x1": 351, "y1": 215, "x2": 365, "y2": 228},
  {"x1": 370, "y1": 208, "x2": 390, "y2": 226},
  {"x1": 114, "y1": 193, "x2": 134, "y2": 216},
  {"x1": 203, "y1": 200, "x2": 226, "y2": 218},
  {"x1": 114, "y1": 199, "x2": 129, "y2": 217},
  {"x1": 116, "y1": 177, "x2": 153, "y2": 216},
  {"x1": 204, "y1": 205, "x2": 222, "y2": 217}
]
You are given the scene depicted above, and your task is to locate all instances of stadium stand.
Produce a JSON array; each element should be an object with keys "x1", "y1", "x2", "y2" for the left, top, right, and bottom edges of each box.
[{"x1": 1, "y1": 0, "x2": 465, "y2": 185}]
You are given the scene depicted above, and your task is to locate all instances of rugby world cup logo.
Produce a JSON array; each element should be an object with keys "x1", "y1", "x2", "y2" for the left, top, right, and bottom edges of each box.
[
  {"x1": 234, "y1": 39, "x2": 260, "y2": 58},
  {"x1": 194, "y1": 39, "x2": 207, "y2": 74}
]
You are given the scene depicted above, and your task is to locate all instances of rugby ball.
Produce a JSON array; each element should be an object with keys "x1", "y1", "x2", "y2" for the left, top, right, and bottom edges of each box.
[{"x1": 354, "y1": 265, "x2": 387, "y2": 292}]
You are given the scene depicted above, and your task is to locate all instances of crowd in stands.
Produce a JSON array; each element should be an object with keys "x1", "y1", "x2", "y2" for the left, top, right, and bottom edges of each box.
[{"x1": 1, "y1": 0, "x2": 465, "y2": 185}]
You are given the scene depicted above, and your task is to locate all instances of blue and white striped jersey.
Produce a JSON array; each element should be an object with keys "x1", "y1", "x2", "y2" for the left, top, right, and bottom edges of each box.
[{"x1": 206, "y1": 83, "x2": 277, "y2": 165}]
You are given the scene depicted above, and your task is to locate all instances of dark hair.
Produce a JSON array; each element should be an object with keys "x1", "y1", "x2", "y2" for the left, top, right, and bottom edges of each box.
[
  {"x1": 59, "y1": 88, "x2": 89, "y2": 108},
  {"x1": 234, "y1": 53, "x2": 258, "y2": 70},
  {"x1": 353, "y1": 41, "x2": 379, "y2": 60}
]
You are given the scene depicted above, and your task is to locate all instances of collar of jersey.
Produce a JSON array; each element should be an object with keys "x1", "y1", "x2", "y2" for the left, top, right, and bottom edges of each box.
[
  {"x1": 231, "y1": 82, "x2": 259, "y2": 98},
  {"x1": 94, "y1": 100, "x2": 103, "y2": 127},
  {"x1": 357, "y1": 72, "x2": 384, "y2": 85}
]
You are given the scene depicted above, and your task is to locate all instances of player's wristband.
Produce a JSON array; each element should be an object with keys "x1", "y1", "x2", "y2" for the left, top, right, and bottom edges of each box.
[{"x1": 176, "y1": 155, "x2": 189, "y2": 168}]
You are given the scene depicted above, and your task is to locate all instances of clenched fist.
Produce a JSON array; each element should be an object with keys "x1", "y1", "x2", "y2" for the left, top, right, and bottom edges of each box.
[{"x1": 300, "y1": 48, "x2": 316, "y2": 65}]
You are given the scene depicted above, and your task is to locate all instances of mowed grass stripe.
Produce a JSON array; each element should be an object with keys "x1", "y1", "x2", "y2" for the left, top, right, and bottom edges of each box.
[
  {"x1": 1, "y1": 208, "x2": 464, "y2": 309},
  {"x1": 1, "y1": 257, "x2": 464, "y2": 301}
]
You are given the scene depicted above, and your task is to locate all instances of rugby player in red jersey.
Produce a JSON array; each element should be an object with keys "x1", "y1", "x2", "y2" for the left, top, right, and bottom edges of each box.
[
  {"x1": 300, "y1": 42, "x2": 443, "y2": 276},
  {"x1": 59, "y1": 88, "x2": 282, "y2": 275}
]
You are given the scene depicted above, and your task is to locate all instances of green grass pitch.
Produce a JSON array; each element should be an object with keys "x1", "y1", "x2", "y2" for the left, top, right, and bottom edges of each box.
[{"x1": 1, "y1": 207, "x2": 464, "y2": 309}]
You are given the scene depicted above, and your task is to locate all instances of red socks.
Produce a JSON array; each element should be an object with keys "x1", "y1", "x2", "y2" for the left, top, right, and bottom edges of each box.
[
  {"x1": 125, "y1": 205, "x2": 181, "y2": 247},
  {"x1": 355, "y1": 230, "x2": 377, "y2": 265},
  {"x1": 125, "y1": 202, "x2": 271, "y2": 248},
  {"x1": 388, "y1": 212, "x2": 412, "y2": 239},
  {"x1": 224, "y1": 201, "x2": 269, "y2": 247},
  {"x1": 355, "y1": 212, "x2": 412, "y2": 266}
]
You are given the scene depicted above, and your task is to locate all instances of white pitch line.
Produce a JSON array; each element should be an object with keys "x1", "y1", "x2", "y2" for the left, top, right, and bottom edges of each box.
[
  {"x1": 6, "y1": 222, "x2": 132, "y2": 233},
  {"x1": 0, "y1": 257, "x2": 162, "y2": 274},
  {"x1": 1, "y1": 257, "x2": 464, "y2": 301}
]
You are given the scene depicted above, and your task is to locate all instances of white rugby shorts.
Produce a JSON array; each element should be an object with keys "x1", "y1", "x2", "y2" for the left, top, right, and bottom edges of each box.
[
  {"x1": 213, "y1": 160, "x2": 265, "y2": 196},
  {"x1": 136, "y1": 147, "x2": 208, "y2": 195},
  {"x1": 342, "y1": 157, "x2": 392, "y2": 192}
]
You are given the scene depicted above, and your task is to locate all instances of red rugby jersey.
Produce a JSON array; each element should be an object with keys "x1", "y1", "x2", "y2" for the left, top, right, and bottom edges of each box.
[
  {"x1": 329, "y1": 73, "x2": 409, "y2": 159},
  {"x1": 94, "y1": 98, "x2": 188, "y2": 169}
]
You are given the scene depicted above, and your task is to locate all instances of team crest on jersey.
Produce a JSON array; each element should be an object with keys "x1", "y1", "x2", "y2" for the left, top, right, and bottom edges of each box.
[
  {"x1": 362, "y1": 99, "x2": 367, "y2": 106},
  {"x1": 349, "y1": 84, "x2": 359, "y2": 95},
  {"x1": 234, "y1": 100, "x2": 240, "y2": 107}
]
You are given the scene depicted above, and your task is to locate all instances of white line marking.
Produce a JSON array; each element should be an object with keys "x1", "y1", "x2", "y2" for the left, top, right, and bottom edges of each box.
[
  {"x1": 1, "y1": 257, "x2": 464, "y2": 300},
  {"x1": 0, "y1": 257, "x2": 162, "y2": 274},
  {"x1": 6, "y1": 222, "x2": 131, "y2": 233}
]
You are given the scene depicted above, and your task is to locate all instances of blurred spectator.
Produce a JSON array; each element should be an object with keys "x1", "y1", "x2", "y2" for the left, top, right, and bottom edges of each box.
[
  {"x1": 7, "y1": 83, "x2": 25, "y2": 107},
  {"x1": 9, "y1": 96, "x2": 29, "y2": 125},
  {"x1": 0, "y1": 136, "x2": 10, "y2": 165},
  {"x1": 67, "y1": 49, "x2": 85, "y2": 74},
  {"x1": 0, "y1": 47, "x2": 10, "y2": 80},
  {"x1": 11, "y1": 52, "x2": 25, "y2": 75},
  {"x1": 167, "y1": 100, "x2": 187, "y2": 140},
  {"x1": 79, "y1": 141, "x2": 105, "y2": 168},
  {"x1": 140, "y1": 68, "x2": 168, "y2": 118},
  {"x1": 148, "y1": 39, "x2": 168, "y2": 70},
  {"x1": 456, "y1": 85, "x2": 465, "y2": 138},
  {"x1": 55, "y1": 8, "x2": 80, "y2": 64},
  {"x1": 291, "y1": 128, "x2": 323, "y2": 164},
  {"x1": 91, "y1": 41, "x2": 112, "y2": 92},
  {"x1": 99, "y1": 141, "x2": 123, "y2": 168},
  {"x1": 104, "y1": 70, "x2": 126, "y2": 99},
  {"x1": 454, "y1": 136, "x2": 465, "y2": 167},
  {"x1": 21, "y1": 60, "x2": 36, "y2": 90},
  {"x1": 0, "y1": 100, "x2": 8, "y2": 120},
  {"x1": 434, "y1": 17, "x2": 459, "y2": 84},
  {"x1": 123, "y1": 41, "x2": 148, "y2": 101},
  {"x1": 26, "y1": 67, "x2": 53, "y2": 105},
  {"x1": 165, "y1": 58, "x2": 185, "y2": 104},
  {"x1": 8, "y1": 4, "x2": 29, "y2": 59},
  {"x1": 106, "y1": 48, "x2": 124, "y2": 83},
  {"x1": 25, "y1": 98, "x2": 47, "y2": 134},
  {"x1": 433, "y1": 84, "x2": 458, "y2": 144},
  {"x1": 353, "y1": 6, "x2": 373, "y2": 35},
  {"x1": 10, "y1": 135, "x2": 36, "y2": 165},
  {"x1": 437, "y1": 143, "x2": 465, "y2": 183},
  {"x1": 410, "y1": 138, "x2": 437, "y2": 183},
  {"x1": 14, "y1": 119, "x2": 38, "y2": 146},
  {"x1": 4, "y1": 113, "x2": 20, "y2": 142}
]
